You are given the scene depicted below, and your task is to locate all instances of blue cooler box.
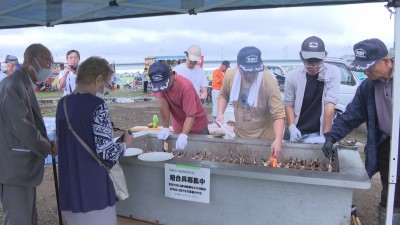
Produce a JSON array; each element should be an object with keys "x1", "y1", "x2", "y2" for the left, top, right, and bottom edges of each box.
[{"x1": 44, "y1": 117, "x2": 58, "y2": 164}]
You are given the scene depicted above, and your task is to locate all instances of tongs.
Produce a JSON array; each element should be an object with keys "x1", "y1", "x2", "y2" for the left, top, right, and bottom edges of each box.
[
  {"x1": 111, "y1": 122, "x2": 132, "y2": 143},
  {"x1": 111, "y1": 121, "x2": 123, "y2": 132}
]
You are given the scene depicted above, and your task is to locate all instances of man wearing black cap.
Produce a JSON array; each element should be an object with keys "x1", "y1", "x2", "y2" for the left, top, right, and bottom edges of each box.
[
  {"x1": 284, "y1": 36, "x2": 340, "y2": 144},
  {"x1": 211, "y1": 60, "x2": 230, "y2": 122},
  {"x1": 216, "y1": 46, "x2": 285, "y2": 157},
  {"x1": 149, "y1": 62, "x2": 209, "y2": 151},
  {"x1": 321, "y1": 38, "x2": 397, "y2": 224}
]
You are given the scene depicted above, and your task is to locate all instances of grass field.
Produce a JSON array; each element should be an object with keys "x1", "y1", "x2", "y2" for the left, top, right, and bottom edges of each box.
[
  {"x1": 37, "y1": 88, "x2": 152, "y2": 117},
  {"x1": 35, "y1": 88, "x2": 149, "y2": 100}
]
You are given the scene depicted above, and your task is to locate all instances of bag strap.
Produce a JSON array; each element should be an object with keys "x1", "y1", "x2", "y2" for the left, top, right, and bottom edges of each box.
[{"x1": 63, "y1": 97, "x2": 111, "y2": 171}]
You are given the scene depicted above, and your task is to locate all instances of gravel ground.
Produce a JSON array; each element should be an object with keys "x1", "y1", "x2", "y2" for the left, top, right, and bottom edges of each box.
[{"x1": 1, "y1": 100, "x2": 382, "y2": 225}]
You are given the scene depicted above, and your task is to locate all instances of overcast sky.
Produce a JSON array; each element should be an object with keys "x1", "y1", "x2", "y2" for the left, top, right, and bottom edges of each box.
[{"x1": 0, "y1": 2, "x2": 395, "y2": 64}]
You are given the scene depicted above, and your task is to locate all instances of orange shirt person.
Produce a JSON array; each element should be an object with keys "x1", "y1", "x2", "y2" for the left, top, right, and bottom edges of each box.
[{"x1": 211, "y1": 61, "x2": 230, "y2": 122}]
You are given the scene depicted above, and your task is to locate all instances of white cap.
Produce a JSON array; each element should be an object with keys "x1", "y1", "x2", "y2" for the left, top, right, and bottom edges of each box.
[{"x1": 186, "y1": 45, "x2": 202, "y2": 62}]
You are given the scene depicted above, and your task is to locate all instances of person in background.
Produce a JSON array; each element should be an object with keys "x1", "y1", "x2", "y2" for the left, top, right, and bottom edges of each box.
[
  {"x1": 58, "y1": 49, "x2": 80, "y2": 96},
  {"x1": 150, "y1": 62, "x2": 209, "y2": 151},
  {"x1": 216, "y1": 46, "x2": 285, "y2": 157},
  {"x1": 142, "y1": 67, "x2": 148, "y2": 93},
  {"x1": 56, "y1": 56, "x2": 134, "y2": 225},
  {"x1": 4, "y1": 55, "x2": 20, "y2": 75},
  {"x1": 211, "y1": 60, "x2": 230, "y2": 122},
  {"x1": 284, "y1": 36, "x2": 340, "y2": 144},
  {"x1": 0, "y1": 43, "x2": 57, "y2": 225},
  {"x1": 322, "y1": 38, "x2": 398, "y2": 224},
  {"x1": 173, "y1": 44, "x2": 208, "y2": 103}
]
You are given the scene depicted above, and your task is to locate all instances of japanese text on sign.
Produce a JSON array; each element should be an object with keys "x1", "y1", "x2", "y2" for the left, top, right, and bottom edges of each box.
[{"x1": 165, "y1": 163, "x2": 210, "y2": 203}]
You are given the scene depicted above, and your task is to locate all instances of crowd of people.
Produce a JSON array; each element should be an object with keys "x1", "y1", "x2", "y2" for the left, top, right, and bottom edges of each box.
[{"x1": 0, "y1": 37, "x2": 397, "y2": 224}]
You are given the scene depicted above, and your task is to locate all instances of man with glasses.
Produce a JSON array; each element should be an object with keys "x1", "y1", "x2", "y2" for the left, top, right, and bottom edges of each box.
[
  {"x1": 322, "y1": 38, "x2": 398, "y2": 224},
  {"x1": 0, "y1": 43, "x2": 57, "y2": 225},
  {"x1": 216, "y1": 46, "x2": 285, "y2": 157},
  {"x1": 173, "y1": 45, "x2": 208, "y2": 103},
  {"x1": 284, "y1": 36, "x2": 340, "y2": 143}
]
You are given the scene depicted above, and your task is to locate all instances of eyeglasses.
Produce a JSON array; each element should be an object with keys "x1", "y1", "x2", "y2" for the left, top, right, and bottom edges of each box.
[
  {"x1": 304, "y1": 62, "x2": 323, "y2": 69},
  {"x1": 36, "y1": 56, "x2": 54, "y2": 67}
]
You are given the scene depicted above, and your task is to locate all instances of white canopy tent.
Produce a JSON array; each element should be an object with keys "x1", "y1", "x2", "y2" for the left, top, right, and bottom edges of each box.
[{"x1": 0, "y1": 0, "x2": 398, "y2": 224}]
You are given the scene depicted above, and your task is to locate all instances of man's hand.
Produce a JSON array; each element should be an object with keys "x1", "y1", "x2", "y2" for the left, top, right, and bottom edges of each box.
[
  {"x1": 123, "y1": 130, "x2": 134, "y2": 148},
  {"x1": 175, "y1": 134, "x2": 188, "y2": 151},
  {"x1": 288, "y1": 124, "x2": 302, "y2": 142},
  {"x1": 50, "y1": 141, "x2": 58, "y2": 157},
  {"x1": 215, "y1": 114, "x2": 224, "y2": 125},
  {"x1": 270, "y1": 139, "x2": 282, "y2": 158},
  {"x1": 157, "y1": 128, "x2": 170, "y2": 140},
  {"x1": 322, "y1": 136, "x2": 335, "y2": 158}
]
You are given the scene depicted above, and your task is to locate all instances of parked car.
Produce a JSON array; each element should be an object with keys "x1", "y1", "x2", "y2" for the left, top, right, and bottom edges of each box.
[
  {"x1": 224, "y1": 58, "x2": 361, "y2": 122},
  {"x1": 324, "y1": 57, "x2": 361, "y2": 113},
  {"x1": 265, "y1": 64, "x2": 287, "y2": 92}
]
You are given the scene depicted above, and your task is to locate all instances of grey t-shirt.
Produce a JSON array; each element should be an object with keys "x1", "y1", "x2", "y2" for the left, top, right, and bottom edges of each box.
[{"x1": 375, "y1": 75, "x2": 393, "y2": 136}]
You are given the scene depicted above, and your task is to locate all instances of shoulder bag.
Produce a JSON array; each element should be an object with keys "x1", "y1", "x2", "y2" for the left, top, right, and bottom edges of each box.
[{"x1": 63, "y1": 97, "x2": 129, "y2": 201}]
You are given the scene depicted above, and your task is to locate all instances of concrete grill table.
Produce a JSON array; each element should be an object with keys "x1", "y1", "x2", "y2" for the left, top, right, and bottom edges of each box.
[{"x1": 117, "y1": 132, "x2": 370, "y2": 225}]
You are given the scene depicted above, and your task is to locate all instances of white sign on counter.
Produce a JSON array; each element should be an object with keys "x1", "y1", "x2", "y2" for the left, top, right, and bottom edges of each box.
[{"x1": 165, "y1": 163, "x2": 210, "y2": 203}]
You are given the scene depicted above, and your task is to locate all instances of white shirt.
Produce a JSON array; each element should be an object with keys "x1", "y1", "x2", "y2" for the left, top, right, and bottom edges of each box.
[
  {"x1": 142, "y1": 71, "x2": 148, "y2": 82},
  {"x1": 58, "y1": 69, "x2": 76, "y2": 96},
  {"x1": 173, "y1": 63, "x2": 208, "y2": 96},
  {"x1": 0, "y1": 71, "x2": 6, "y2": 82}
]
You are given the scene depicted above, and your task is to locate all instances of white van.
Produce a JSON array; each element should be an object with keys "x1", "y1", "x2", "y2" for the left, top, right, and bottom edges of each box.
[{"x1": 324, "y1": 57, "x2": 361, "y2": 113}]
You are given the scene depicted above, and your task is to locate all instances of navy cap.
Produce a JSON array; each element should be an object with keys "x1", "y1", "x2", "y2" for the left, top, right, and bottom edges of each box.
[
  {"x1": 349, "y1": 38, "x2": 388, "y2": 72},
  {"x1": 4, "y1": 55, "x2": 18, "y2": 63},
  {"x1": 148, "y1": 62, "x2": 171, "y2": 92},
  {"x1": 222, "y1": 60, "x2": 230, "y2": 68},
  {"x1": 237, "y1": 46, "x2": 264, "y2": 72},
  {"x1": 300, "y1": 36, "x2": 326, "y2": 60}
]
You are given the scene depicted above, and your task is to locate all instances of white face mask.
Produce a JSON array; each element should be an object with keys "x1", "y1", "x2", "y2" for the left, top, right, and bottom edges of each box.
[{"x1": 31, "y1": 58, "x2": 52, "y2": 82}]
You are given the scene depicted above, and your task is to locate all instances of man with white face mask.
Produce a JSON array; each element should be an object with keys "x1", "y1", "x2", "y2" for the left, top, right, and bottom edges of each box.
[
  {"x1": 284, "y1": 36, "x2": 340, "y2": 143},
  {"x1": 0, "y1": 43, "x2": 58, "y2": 225}
]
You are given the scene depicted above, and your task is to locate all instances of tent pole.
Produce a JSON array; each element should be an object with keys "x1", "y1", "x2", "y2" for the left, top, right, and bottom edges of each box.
[{"x1": 386, "y1": 1, "x2": 400, "y2": 225}]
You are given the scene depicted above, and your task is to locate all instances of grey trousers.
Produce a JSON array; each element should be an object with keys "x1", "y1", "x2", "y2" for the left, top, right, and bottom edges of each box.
[{"x1": 0, "y1": 184, "x2": 37, "y2": 225}]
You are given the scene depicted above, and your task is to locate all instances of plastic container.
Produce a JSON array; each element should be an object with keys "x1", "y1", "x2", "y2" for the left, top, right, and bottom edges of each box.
[{"x1": 152, "y1": 115, "x2": 158, "y2": 128}]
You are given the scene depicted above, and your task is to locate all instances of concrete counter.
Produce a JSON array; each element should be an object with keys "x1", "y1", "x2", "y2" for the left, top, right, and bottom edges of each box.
[{"x1": 117, "y1": 132, "x2": 370, "y2": 225}]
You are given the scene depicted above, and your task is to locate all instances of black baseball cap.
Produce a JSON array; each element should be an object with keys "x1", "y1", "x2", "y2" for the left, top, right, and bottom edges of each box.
[
  {"x1": 349, "y1": 38, "x2": 388, "y2": 72},
  {"x1": 237, "y1": 46, "x2": 264, "y2": 72},
  {"x1": 300, "y1": 36, "x2": 326, "y2": 60},
  {"x1": 148, "y1": 62, "x2": 171, "y2": 92}
]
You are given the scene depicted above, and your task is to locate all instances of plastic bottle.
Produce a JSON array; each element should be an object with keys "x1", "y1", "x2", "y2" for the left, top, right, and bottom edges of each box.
[{"x1": 152, "y1": 115, "x2": 158, "y2": 128}]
